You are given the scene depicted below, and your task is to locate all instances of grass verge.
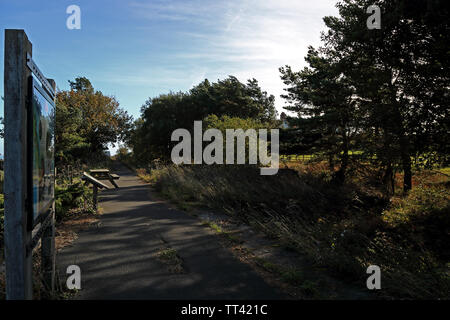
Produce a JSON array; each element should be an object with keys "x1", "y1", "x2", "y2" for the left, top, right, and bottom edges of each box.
[{"x1": 142, "y1": 163, "x2": 449, "y2": 299}]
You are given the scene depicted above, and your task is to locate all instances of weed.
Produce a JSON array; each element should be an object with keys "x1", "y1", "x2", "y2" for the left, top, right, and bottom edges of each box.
[
  {"x1": 156, "y1": 247, "x2": 184, "y2": 274},
  {"x1": 202, "y1": 221, "x2": 242, "y2": 244}
]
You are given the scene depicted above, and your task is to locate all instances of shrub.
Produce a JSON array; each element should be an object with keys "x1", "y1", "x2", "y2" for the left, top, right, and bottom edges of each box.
[{"x1": 55, "y1": 181, "x2": 93, "y2": 221}]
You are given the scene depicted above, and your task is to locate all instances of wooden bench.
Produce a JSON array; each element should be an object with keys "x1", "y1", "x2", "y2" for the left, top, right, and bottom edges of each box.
[
  {"x1": 110, "y1": 173, "x2": 120, "y2": 180},
  {"x1": 82, "y1": 172, "x2": 110, "y2": 211},
  {"x1": 89, "y1": 169, "x2": 120, "y2": 189}
]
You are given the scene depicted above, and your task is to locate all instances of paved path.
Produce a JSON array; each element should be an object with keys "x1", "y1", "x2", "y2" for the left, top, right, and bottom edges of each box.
[{"x1": 57, "y1": 163, "x2": 284, "y2": 299}]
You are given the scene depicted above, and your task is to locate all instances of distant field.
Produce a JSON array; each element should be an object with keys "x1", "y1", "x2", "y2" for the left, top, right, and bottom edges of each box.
[
  {"x1": 281, "y1": 153, "x2": 448, "y2": 171},
  {"x1": 280, "y1": 151, "x2": 365, "y2": 162},
  {"x1": 280, "y1": 154, "x2": 315, "y2": 161}
]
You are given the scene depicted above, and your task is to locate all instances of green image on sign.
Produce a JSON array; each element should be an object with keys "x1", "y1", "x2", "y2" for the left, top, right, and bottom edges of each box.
[{"x1": 29, "y1": 78, "x2": 55, "y2": 225}]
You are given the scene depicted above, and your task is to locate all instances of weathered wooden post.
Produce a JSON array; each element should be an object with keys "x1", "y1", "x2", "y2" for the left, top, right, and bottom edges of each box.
[
  {"x1": 41, "y1": 209, "x2": 56, "y2": 293},
  {"x1": 4, "y1": 29, "x2": 56, "y2": 299},
  {"x1": 93, "y1": 184, "x2": 98, "y2": 211},
  {"x1": 4, "y1": 29, "x2": 33, "y2": 300}
]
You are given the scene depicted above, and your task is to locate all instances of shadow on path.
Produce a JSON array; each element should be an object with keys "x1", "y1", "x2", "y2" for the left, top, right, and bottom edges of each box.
[{"x1": 57, "y1": 163, "x2": 285, "y2": 299}]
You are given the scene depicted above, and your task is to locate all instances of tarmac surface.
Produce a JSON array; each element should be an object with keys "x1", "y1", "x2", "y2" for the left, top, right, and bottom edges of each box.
[{"x1": 57, "y1": 163, "x2": 285, "y2": 299}]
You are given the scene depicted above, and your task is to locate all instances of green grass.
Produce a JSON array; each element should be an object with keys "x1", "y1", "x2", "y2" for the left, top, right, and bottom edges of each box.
[
  {"x1": 280, "y1": 154, "x2": 315, "y2": 161},
  {"x1": 280, "y1": 151, "x2": 365, "y2": 162},
  {"x1": 156, "y1": 247, "x2": 184, "y2": 274},
  {"x1": 202, "y1": 221, "x2": 242, "y2": 244},
  {"x1": 255, "y1": 258, "x2": 283, "y2": 274},
  {"x1": 253, "y1": 257, "x2": 321, "y2": 297},
  {"x1": 157, "y1": 248, "x2": 178, "y2": 261},
  {"x1": 280, "y1": 268, "x2": 304, "y2": 286},
  {"x1": 203, "y1": 221, "x2": 223, "y2": 233}
]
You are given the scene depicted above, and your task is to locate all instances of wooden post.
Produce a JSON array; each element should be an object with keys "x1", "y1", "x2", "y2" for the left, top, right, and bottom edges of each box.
[
  {"x1": 93, "y1": 184, "x2": 98, "y2": 212},
  {"x1": 41, "y1": 210, "x2": 55, "y2": 294},
  {"x1": 4, "y1": 29, "x2": 33, "y2": 300}
]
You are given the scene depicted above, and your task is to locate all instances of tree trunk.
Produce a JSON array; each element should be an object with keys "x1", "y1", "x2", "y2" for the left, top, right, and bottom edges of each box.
[
  {"x1": 390, "y1": 92, "x2": 412, "y2": 193},
  {"x1": 382, "y1": 162, "x2": 395, "y2": 196},
  {"x1": 334, "y1": 131, "x2": 349, "y2": 185},
  {"x1": 397, "y1": 122, "x2": 412, "y2": 193},
  {"x1": 328, "y1": 153, "x2": 334, "y2": 171},
  {"x1": 401, "y1": 148, "x2": 412, "y2": 192}
]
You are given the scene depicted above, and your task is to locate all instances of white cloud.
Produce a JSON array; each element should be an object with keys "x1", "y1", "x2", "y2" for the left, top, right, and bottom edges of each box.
[{"x1": 130, "y1": 0, "x2": 339, "y2": 113}]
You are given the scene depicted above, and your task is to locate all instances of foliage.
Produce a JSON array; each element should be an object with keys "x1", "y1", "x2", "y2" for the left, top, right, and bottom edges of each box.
[
  {"x1": 412, "y1": 152, "x2": 449, "y2": 170},
  {"x1": 280, "y1": 47, "x2": 357, "y2": 184},
  {"x1": 55, "y1": 77, "x2": 132, "y2": 166},
  {"x1": 202, "y1": 115, "x2": 277, "y2": 164},
  {"x1": 55, "y1": 181, "x2": 95, "y2": 221},
  {"x1": 280, "y1": 0, "x2": 449, "y2": 192},
  {"x1": 126, "y1": 76, "x2": 277, "y2": 164},
  {"x1": 203, "y1": 114, "x2": 271, "y2": 132}
]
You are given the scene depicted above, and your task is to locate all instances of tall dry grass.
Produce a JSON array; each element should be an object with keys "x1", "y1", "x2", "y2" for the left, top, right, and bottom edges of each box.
[{"x1": 149, "y1": 163, "x2": 449, "y2": 299}]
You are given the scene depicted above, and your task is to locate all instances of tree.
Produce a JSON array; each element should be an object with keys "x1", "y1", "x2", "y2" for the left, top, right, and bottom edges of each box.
[
  {"x1": 187, "y1": 77, "x2": 277, "y2": 123},
  {"x1": 69, "y1": 77, "x2": 94, "y2": 94},
  {"x1": 281, "y1": 0, "x2": 449, "y2": 192},
  {"x1": 128, "y1": 76, "x2": 277, "y2": 163},
  {"x1": 280, "y1": 47, "x2": 358, "y2": 184},
  {"x1": 326, "y1": 0, "x2": 449, "y2": 192},
  {"x1": 203, "y1": 114, "x2": 275, "y2": 165},
  {"x1": 55, "y1": 77, "x2": 132, "y2": 165}
]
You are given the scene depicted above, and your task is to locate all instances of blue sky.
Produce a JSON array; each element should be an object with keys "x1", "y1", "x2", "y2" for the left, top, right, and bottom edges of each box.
[{"x1": 0, "y1": 0, "x2": 338, "y2": 154}]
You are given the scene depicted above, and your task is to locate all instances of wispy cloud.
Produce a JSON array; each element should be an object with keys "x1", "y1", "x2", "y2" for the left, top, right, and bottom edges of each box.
[
  {"x1": 128, "y1": 0, "x2": 229, "y2": 26},
  {"x1": 128, "y1": 0, "x2": 339, "y2": 112}
]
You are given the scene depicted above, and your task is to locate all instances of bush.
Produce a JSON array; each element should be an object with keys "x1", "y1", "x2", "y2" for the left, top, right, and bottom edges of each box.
[{"x1": 55, "y1": 181, "x2": 93, "y2": 221}]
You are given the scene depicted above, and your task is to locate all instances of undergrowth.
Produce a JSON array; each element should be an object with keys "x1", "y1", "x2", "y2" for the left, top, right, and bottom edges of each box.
[{"x1": 145, "y1": 163, "x2": 449, "y2": 299}]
